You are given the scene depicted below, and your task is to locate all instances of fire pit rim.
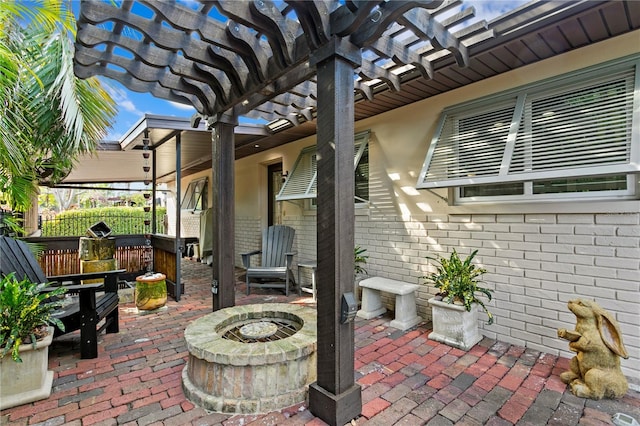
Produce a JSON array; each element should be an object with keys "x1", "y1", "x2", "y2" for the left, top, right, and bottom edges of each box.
[{"x1": 184, "y1": 303, "x2": 317, "y2": 366}]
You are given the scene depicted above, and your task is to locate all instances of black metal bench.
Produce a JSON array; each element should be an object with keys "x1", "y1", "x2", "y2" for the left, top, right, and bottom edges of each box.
[{"x1": 0, "y1": 236, "x2": 124, "y2": 359}]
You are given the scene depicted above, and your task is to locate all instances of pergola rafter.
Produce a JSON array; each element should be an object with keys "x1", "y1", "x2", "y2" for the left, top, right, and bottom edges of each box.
[
  {"x1": 75, "y1": 0, "x2": 487, "y2": 125},
  {"x1": 74, "y1": 1, "x2": 485, "y2": 424}
]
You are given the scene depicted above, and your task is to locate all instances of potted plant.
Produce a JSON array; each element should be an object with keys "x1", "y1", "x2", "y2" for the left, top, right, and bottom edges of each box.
[
  {"x1": 354, "y1": 245, "x2": 368, "y2": 302},
  {"x1": 354, "y1": 245, "x2": 368, "y2": 276},
  {"x1": 0, "y1": 272, "x2": 65, "y2": 410},
  {"x1": 423, "y1": 249, "x2": 493, "y2": 350}
]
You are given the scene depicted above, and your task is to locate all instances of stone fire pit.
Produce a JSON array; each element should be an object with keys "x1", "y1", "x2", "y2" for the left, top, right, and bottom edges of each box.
[{"x1": 182, "y1": 303, "x2": 317, "y2": 414}]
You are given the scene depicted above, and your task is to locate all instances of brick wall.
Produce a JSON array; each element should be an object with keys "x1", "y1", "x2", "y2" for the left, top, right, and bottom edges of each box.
[
  {"x1": 278, "y1": 211, "x2": 640, "y2": 382},
  {"x1": 235, "y1": 217, "x2": 261, "y2": 266},
  {"x1": 365, "y1": 212, "x2": 639, "y2": 381},
  {"x1": 234, "y1": 215, "x2": 317, "y2": 278}
]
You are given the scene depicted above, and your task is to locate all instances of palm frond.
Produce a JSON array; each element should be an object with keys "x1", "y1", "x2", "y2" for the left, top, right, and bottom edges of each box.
[{"x1": 0, "y1": 0, "x2": 115, "y2": 211}]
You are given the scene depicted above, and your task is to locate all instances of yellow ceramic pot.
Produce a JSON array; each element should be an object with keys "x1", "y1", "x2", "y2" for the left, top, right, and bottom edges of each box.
[{"x1": 135, "y1": 273, "x2": 167, "y2": 311}]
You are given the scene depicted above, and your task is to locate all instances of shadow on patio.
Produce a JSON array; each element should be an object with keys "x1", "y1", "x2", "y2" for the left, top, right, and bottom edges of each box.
[{"x1": 2, "y1": 259, "x2": 639, "y2": 425}]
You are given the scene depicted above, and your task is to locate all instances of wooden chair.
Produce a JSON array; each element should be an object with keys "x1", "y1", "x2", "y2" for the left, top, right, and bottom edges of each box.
[
  {"x1": 242, "y1": 225, "x2": 297, "y2": 296},
  {"x1": 0, "y1": 236, "x2": 124, "y2": 359}
]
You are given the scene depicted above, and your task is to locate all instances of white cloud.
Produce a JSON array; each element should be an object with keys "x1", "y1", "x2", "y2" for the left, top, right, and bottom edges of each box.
[
  {"x1": 103, "y1": 81, "x2": 143, "y2": 115},
  {"x1": 168, "y1": 101, "x2": 196, "y2": 111},
  {"x1": 468, "y1": 0, "x2": 530, "y2": 22},
  {"x1": 119, "y1": 100, "x2": 139, "y2": 114}
]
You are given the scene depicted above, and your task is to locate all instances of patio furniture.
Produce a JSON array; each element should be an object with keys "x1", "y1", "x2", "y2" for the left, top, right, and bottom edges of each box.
[
  {"x1": 242, "y1": 225, "x2": 297, "y2": 296},
  {"x1": 357, "y1": 277, "x2": 422, "y2": 331},
  {"x1": 0, "y1": 236, "x2": 124, "y2": 359},
  {"x1": 297, "y1": 259, "x2": 317, "y2": 301}
]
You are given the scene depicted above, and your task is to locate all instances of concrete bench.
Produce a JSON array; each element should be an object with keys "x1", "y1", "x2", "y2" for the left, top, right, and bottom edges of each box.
[{"x1": 356, "y1": 277, "x2": 422, "y2": 330}]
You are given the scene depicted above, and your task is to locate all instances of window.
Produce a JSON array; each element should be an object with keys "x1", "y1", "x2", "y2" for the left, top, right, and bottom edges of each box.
[
  {"x1": 276, "y1": 131, "x2": 370, "y2": 204},
  {"x1": 181, "y1": 177, "x2": 208, "y2": 211},
  {"x1": 417, "y1": 57, "x2": 640, "y2": 202}
]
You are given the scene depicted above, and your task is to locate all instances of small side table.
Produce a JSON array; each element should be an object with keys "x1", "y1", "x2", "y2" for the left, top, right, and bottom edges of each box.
[{"x1": 297, "y1": 260, "x2": 317, "y2": 301}]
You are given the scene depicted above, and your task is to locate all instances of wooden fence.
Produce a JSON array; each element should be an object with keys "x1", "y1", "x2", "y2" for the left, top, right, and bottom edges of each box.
[{"x1": 23, "y1": 235, "x2": 193, "y2": 299}]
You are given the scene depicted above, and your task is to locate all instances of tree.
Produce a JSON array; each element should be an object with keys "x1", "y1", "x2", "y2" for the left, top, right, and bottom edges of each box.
[{"x1": 0, "y1": 0, "x2": 116, "y2": 214}]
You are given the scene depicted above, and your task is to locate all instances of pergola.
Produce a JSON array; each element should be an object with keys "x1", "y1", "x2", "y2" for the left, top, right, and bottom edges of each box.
[{"x1": 73, "y1": 1, "x2": 490, "y2": 424}]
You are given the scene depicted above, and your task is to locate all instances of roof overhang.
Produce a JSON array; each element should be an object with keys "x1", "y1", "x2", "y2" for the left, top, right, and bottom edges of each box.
[
  {"x1": 62, "y1": 0, "x2": 640, "y2": 186},
  {"x1": 62, "y1": 114, "x2": 269, "y2": 184}
]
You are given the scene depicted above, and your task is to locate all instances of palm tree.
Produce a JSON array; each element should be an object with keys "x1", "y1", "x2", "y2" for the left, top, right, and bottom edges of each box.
[{"x1": 0, "y1": 0, "x2": 116, "y2": 220}]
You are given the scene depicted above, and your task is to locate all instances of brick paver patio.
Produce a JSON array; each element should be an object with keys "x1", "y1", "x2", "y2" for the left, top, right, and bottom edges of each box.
[{"x1": 2, "y1": 259, "x2": 639, "y2": 425}]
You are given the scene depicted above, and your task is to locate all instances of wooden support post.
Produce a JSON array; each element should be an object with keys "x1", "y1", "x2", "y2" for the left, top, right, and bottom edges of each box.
[
  {"x1": 308, "y1": 37, "x2": 362, "y2": 426},
  {"x1": 174, "y1": 132, "x2": 182, "y2": 301},
  {"x1": 210, "y1": 113, "x2": 237, "y2": 311}
]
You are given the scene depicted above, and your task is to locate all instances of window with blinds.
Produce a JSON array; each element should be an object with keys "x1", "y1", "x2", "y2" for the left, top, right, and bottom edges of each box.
[
  {"x1": 417, "y1": 58, "x2": 639, "y2": 201},
  {"x1": 276, "y1": 131, "x2": 370, "y2": 203}
]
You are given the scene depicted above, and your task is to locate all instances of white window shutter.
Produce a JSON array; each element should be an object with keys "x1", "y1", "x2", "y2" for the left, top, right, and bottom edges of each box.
[
  {"x1": 276, "y1": 131, "x2": 370, "y2": 201},
  {"x1": 276, "y1": 146, "x2": 317, "y2": 201},
  {"x1": 417, "y1": 63, "x2": 639, "y2": 189}
]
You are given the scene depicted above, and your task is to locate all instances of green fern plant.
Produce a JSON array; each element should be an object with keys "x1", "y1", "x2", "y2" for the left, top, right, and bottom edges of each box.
[
  {"x1": 354, "y1": 246, "x2": 368, "y2": 275},
  {"x1": 423, "y1": 249, "x2": 494, "y2": 324},
  {"x1": 0, "y1": 273, "x2": 66, "y2": 362}
]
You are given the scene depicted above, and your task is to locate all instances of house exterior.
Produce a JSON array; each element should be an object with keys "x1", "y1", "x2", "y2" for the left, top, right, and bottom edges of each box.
[
  {"x1": 170, "y1": 30, "x2": 639, "y2": 383},
  {"x1": 67, "y1": 1, "x2": 639, "y2": 390}
]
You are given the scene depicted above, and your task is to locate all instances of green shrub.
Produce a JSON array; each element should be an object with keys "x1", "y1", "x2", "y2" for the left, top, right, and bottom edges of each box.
[{"x1": 41, "y1": 207, "x2": 166, "y2": 237}]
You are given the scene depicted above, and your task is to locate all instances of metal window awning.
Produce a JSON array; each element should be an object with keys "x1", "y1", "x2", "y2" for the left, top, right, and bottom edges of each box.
[
  {"x1": 417, "y1": 61, "x2": 640, "y2": 189},
  {"x1": 276, "y1": 130, "x2": 370, "y2": 201}
]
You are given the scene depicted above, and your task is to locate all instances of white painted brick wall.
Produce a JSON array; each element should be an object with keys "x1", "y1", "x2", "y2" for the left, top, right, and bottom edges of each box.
[
  {"x1": 272, "y1": 211, "x2": 640, "y2": 382},
  {"x1": 235, "y1": 217, "x2": 261, "y2": 266}
]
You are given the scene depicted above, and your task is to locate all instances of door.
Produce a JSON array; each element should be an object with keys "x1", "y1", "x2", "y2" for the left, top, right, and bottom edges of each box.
[{"x1": 268, "y1": 163, "x2": 283, "y2": 226}]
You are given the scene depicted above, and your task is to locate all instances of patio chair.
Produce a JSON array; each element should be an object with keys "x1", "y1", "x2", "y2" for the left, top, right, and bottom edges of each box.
[
  {"x1": 0, "y1": 236, "x2": 124, "y2": 359},
  {"x1": 242, "y1": 225, "x2": 297, "y2": 296}
]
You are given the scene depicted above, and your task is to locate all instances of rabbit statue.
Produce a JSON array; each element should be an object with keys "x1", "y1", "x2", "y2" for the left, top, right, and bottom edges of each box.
[{"x1": 557, "y1": 299, "x2": 629, "y2": 399}]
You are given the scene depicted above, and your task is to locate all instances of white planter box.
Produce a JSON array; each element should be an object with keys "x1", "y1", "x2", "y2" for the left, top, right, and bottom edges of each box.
[
  {"x1": 0, "y1": 327, "x2": 54, "y2": 410},
  {"x1": 428, "y1": 298, "x2": 482, "y2": 351}
]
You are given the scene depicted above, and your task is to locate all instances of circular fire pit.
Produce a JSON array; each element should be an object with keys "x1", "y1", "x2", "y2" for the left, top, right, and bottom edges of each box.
[{"x1": 182, "y1": 303, "x2": 317, "y2": 414}]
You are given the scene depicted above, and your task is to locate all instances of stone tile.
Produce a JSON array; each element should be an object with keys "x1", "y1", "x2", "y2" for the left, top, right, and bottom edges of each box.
[
  {"x1": 547, "y1": 402, "x2": 582, "y2": 426},
  {"x1": 456, "y1": 415, "x2": 484, "y2": 426},
  {"x1": 518, "y1": 405, "x2": 554, "y2": 426},
  {"x1": 432, "y1": 384, "x2": 464, "y2": 405},
  {"x1": 361, "y1": 397, "x2": 391, "y2": 419},
  {"x1": 561, "y1": 391, "x2": 588, "y2": 409},
  {"x1": 402, "y1": 372, "x2": 429, "y2": 390},
  {"x1": 393, "y1": 413, "x2": 425, "y2": 425},
  {"x1": 425, "y1": 414, "x2": 454, "y2": 426},
  {"x1": 498, "y1": 398, "x2": 529, "y2": 424},
  {"x1": 405, "y1": 386, "x2": 437, "y2": 405},
  {"x1": 459, "y1": 384, "x2": 489, "y2": 407},
  {"x1": 382, "y1": 383, "x2": 412, "y2": 403},
  {"x1": 367, "y1": 397, "x2": 417, "y2": 424},
  {"x1": 485, "y1": 415, "x2": 514, "y2": 426},
  {"x1": 484, "y1": 386, "x2": 514, "y2": 406},
  {"x1": 534, "y1": 389, "x2": 563, "y2": 410},
  {"x1": 439, "y1": 398, "x2": 472, "y2": 423},
  {"x1": 412, "y1": 397, "x2": 446, "y2": 422},
  {"x1": 451, "y1": 372, "x2": 477, "y2": 391},
  {"x1": 467, "y1": 401, "x2": 500, "y2": 424}
]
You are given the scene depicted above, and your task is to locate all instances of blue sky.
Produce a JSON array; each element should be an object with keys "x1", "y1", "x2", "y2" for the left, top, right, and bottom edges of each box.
[
  {"x1": 95, "y1": 0, "x2": 529, "y2": 141},
  {"x1": 100, "y1": 82, "x2": 196, "y2": 141}
]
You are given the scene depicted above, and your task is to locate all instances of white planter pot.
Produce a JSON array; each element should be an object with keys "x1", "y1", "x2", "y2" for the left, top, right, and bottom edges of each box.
[
  {"x1": 0, "y1": 327, "x2": 54, "y2": 410},
  {"x1": 428, "y1": 298, "x2": 482, "y2": 351}
]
